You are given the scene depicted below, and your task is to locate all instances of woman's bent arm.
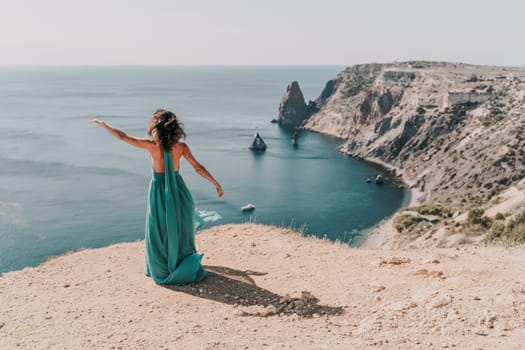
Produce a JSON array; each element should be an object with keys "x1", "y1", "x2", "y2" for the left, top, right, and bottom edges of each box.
[
  {"x1": 182, "y1": 143, "x2": 224, "y2": 197},
  {"x1": 89, "y1": 119, "x2": 153, "y2": 150}
]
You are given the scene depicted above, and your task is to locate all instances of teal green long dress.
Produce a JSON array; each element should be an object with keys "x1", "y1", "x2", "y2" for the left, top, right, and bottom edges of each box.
[{"x1": 144, "y1": 150, "x2": 208, "y2": 285}]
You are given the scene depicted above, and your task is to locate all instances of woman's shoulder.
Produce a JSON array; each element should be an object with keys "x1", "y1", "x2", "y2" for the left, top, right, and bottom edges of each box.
[
  {"x1": 172, "y1": 142, "x2": 188, "y2": 152},
  {"x1": 173, "y1": 141, "x2": 187, "y2": 147}
]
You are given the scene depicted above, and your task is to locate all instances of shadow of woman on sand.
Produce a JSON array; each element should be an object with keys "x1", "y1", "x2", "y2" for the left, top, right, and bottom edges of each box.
[{"x1": 162, "y1": 265, "x2": 344, "y2": 318}]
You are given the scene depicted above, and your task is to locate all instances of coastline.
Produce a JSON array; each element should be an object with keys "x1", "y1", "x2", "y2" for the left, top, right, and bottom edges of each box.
[
  {"x1": 2, "y1": 223, "x2": 524, "y2": 349},
  {"x1": 359, "y1": 156, "x2": 421, "y2": 208},
  {"x1": 301, "y1": 127, "x2": 416, "y2": 248},
  {"x1": 356, "y1": 156, "x2": 422, "y2": 249}
]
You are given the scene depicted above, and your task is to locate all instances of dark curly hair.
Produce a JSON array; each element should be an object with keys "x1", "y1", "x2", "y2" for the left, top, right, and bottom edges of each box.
[{"x1": 147, "y1": 109, "x2": 186, "y2": 150}]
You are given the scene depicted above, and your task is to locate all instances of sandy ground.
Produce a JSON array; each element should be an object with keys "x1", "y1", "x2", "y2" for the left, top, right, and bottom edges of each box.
[
  {"x1": 1, "y1": 223, "x2": 525, "y2": 349},
  {"x1": 359, "y1": 216, "x2": 402, "y2": 249}
]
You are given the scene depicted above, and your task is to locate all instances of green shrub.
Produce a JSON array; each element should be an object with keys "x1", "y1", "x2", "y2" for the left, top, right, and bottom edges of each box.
[
  {"x1": 488, "y1": 221, "x2": 505, "y2": 240},
  {"x1": 486, "y1": 210, "x2": 525, "y2": 243},
  {"x1": 494, "y1": 212, "x2": 505, "y2": 220},
  {"x1": 395, "y1": 214, "x2": 424, "y2": 233},
  {"x1": 468, "y1": 208, "x2": 483, "y2": 223},
  {"x1": 468, "y1": 208, "x2": 492, "y2": 228},
  {"x1": 410, "y1": 204, "x2": 451, "y2": 218},
  {"x1": 505, "y1": 211, "x2": 525, "y2": 243},
  {"x1": 509, "y1": 223, "x2": 525, "y2": 243}
]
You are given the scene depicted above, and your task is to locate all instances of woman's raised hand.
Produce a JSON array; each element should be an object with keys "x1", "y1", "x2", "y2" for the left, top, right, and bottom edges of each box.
[
  {"x1": 88, "y1": 119, "x2": 106, "y2": 126},
  {"x1": 216, "y1": 185, "x2": 224, "y2": 198}
]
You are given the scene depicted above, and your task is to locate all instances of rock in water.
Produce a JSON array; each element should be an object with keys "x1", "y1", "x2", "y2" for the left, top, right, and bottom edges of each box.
[
  {"x1": 249, "y1": 132, "x2": 267, "y2": 151},
  {"x1": 292, "y1": 132, "x2": 299, "y2": 147},
  {"x1": 375, "y1": 174, "x2": 384, "y2": 185},
  {"x1": 277, "y1": 81, "x2": 308, "y2": 126}
]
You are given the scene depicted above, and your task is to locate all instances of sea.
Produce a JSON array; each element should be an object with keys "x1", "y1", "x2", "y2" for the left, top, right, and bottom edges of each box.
[{"x1": 0, "y1": 66, "x2": 408, "y2": 274}]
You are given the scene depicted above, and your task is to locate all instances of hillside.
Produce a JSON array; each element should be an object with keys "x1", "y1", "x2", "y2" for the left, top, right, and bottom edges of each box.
[{"x1": 281, "y1": 62, "x2": 525, "y2": 247}]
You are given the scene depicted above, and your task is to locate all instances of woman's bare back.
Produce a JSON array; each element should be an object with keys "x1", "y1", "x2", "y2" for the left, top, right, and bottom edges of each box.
[{"x1": 150, "y1": 142, "x2": 184, "y2": 173}]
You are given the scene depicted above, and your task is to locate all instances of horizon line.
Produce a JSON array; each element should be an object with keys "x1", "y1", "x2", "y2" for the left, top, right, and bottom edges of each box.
[
  {"x1": 0, "y1": 62, "x2": 523, "y2": 69},
  {"x1": 0, "y1": 63, "x2": 349, "y2": 68}
]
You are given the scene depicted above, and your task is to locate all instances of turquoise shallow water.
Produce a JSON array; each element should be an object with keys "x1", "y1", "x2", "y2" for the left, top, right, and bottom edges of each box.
[{"x1": 0, "y1": 66, "x2": 407, "y2": 274}]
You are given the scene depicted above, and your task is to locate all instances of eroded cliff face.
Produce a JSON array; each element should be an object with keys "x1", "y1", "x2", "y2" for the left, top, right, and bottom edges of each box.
[
  {"x1": 302, "y1": 62, "x2": 525, "y2": 246},
  {"x1": 305, "y1": 62, "x2": 525, "y2": 205},
  {"x1": 305, "y1": 64, "x2": 413, "y2": 137}
]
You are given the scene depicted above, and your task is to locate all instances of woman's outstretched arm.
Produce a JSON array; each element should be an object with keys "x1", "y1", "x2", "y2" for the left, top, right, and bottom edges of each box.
[
  {"x1": 89, "y1": 119, "x2": 154, "y2": 150},
  {"x1": 182, "y1": 143, "x2": 224, "y2": 198}
]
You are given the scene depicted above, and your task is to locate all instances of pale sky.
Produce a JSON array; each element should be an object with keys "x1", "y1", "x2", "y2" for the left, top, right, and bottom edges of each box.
[{"x1": 0, "y1": 0, "x2": 524, "y2": 66}]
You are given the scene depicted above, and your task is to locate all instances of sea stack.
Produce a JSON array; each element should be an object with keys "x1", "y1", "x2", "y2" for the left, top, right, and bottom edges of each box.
[
  {"x1": 277, "y1": 81, "x2": 309, "y2": 126},
  {"x1": 249, "y1": 132, "x2": 267, "y2": 151}
]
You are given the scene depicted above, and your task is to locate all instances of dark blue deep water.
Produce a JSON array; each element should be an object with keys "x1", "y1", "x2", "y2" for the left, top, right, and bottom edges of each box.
[{"x1": 0, "y1": 66, "x2": 407, "y2": 273}]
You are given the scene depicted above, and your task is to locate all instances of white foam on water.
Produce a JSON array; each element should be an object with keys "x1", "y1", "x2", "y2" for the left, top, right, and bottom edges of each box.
[
  {"x1": 196, "y1": 209, "x2": 222, "y2": 223},
  {"x1": 0, "y1": 201, "x2": 26, "y2": 227}
]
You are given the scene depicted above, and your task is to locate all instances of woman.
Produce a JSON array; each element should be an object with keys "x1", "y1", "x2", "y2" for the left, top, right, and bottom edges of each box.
[{"x1": 89, "y1": 109, "x2": 223, "y2": 285}]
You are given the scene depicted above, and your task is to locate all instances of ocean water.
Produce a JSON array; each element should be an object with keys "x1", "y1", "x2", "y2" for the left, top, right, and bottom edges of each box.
[{"x1": 0, "y1": 66, "x2": 407, "y2": 274}]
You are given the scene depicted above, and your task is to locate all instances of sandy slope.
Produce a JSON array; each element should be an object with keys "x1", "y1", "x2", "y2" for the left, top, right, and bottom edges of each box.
[
  {"x1": 362, "y1": 178, "x2": 525, "y2": 250},
  {"x1": 1, "y1": 223, "x2": 525, "y2": 349}
]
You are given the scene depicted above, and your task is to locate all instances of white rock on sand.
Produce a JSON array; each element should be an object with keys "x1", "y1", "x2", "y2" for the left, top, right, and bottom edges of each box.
[{"x1": 1, "y1": 223, "x2": 525, "y2": 349}]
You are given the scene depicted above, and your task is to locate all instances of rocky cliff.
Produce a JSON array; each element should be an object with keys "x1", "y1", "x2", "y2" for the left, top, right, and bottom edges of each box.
[
  {"x1": 301, "y1": 62, "x2": 525, "y2": 246},
  {"x1": 277, "y1": 81, "x2": 310, "y2": 126}
]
